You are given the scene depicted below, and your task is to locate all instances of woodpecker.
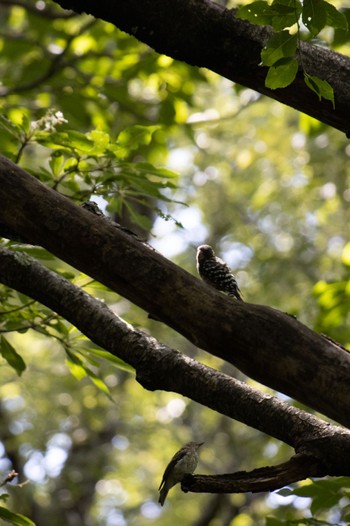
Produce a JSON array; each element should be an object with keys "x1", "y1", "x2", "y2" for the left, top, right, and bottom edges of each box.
[
  {"x1": 158, "y1": 442, "x2": 203, "y2": 506},
  {"x1": 196, "y1": 244, "x2": 243, "y2": 301}
]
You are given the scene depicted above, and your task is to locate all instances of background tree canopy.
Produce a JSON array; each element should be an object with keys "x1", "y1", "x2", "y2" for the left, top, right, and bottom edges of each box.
[{"x1": 0, "y1": 0, "x2": 349, "y2": 525}]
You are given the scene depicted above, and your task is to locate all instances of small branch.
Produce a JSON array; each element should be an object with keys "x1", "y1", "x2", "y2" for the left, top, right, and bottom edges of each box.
[
  {"x1": 0, "y1": 470, "x2": 18, "y2": 486},
  {"x1": 182, "y1": 454, "x2": 324, "y2": 494}
]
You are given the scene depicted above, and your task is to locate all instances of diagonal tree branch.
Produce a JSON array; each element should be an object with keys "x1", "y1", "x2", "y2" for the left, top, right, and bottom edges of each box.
[
  {"x1": 0, "y1": 154, "x2": 350, "y2": 427},
  {"x1": 1, "y1": 245, "x2": 350, "y2": 485},
  {"x1": 52, "y1": 0, "x2": 350, "y2": 135}
]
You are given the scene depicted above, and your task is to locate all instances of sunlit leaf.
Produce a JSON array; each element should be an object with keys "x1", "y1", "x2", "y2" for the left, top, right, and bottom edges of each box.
[
  {"x1": 84, "y1": 347, "x2": 135, "y2": 373},
  {"x1": 342, "y1": 242, "x2": 350, "y2": 266},
  {"x1": 35, "y1": 130, "x2": 94, "y2": 152},
  {"x1": 0, "y1": 115, "x2": 24, "y2": 139},
  {"x1": 0, "y1": 336, "x2": 26, "y2": 376},
  {"x1": 65, "y1": 351, "x2": 87, "y2": 381},
  {"x1": 0, "y1": 506, "x2": 35, "y2": 526},
  {"x1": 265, "y1": 58, "x2": 298, "y2": 88},
  {"x1": 304, "y1": 73, "x2": 335, "y2": 108},
  {"x1": 117, "y1": 125, "x2": 160, "y2": 150},
  {"x1": 86, "y1": 129, "x2": 111, "y2": 154}
]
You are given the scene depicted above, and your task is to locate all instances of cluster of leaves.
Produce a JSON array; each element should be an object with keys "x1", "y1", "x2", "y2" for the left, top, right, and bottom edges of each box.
[
  {"x1": 312, "y1": 241, "x2": 350, "y2": 344},
  {"x1": 0, "y1": 280, "x2": 131, "y2": 396},
  {"x1": 0, "y1": 1, "x2": 349, "y2": 525},
  {"x1": 0, "y1": 111, "x2": 180, "y2": 232},
  {"x1": 0, "y1": 470, "x2": 33, "y2": 526},
  {"x1": 267, "y1": 477, "x2": 350, "y2": 525},
  {"x1": 0, "y1": 109, "x2": 186, "y2": 523},
  {"x1": 237, "y1": 0, "x2": 349, "y2": 105},
  {"x1": 0, "y1": 106, "x2": 182, "y2": 409}
]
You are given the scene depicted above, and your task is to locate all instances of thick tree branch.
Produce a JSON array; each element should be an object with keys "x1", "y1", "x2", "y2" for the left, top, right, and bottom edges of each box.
[
  {"x1": 1, "y1": 245, "x2": 350, "y2": 481},
  {"x1": 52, "y1": 0, "x2": 350, "y2": 134},
  {"x1": 1, "y1": 154, "x2": 350, "y2": 429}
]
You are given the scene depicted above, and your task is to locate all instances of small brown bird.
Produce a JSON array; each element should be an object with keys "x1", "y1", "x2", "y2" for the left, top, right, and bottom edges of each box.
[{"x1": 158, "y1": 441, "x2": 203, "y2": 506}]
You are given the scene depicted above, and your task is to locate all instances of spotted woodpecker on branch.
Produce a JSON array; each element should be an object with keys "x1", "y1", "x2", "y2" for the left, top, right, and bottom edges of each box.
[{"x1": 196, "y1": 244, "x2": 243, "y2": 301}]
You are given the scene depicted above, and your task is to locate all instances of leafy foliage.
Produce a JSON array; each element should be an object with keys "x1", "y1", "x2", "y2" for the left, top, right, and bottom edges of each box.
[
  {"x1": 0, "y1": 111, "x2": 179, "y2": 226},
  {"x1": 275, "y1": 477, "x2": 350, "y2": 524},
  {"x1": 237, "y1": 0, "x2": 347, "y2": 102},
  {"x1": 0, "y1": 507, "x2": 35, "y2": 526},
  {"x1": 0, "y1": 0, "x2": 349, "y2": 525}
]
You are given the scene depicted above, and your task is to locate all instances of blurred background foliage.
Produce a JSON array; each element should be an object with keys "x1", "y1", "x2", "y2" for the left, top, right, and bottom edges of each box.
[{"x1": 0, "y1": 0, "x2": 350, "y2": 525}]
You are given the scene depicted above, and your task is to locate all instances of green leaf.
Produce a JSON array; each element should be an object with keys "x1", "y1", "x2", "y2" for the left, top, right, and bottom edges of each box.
[
  {"x1": 66, "y1": 350, "x2": 112, "y2": 397},
  {"x1": 0, "y1": 506, "x2": 36, "y2": 526},
  {"x1": 342, "y1": 242, "x2": 350, "y2": 266},
  {"x1": 304, "y1": 73, "x2": 335, "y2": 108},
  {"x1": 271, "y1": 0, "x2": 302, "y2": 31},
  {"x1": 87, "y1": 129, "x2": 111, "y2": 153},
  {"x1": 35, "y1": 130, "x2": 94, "y2": 153},
  {"x1": 49, "y1": 153, "x2": 64, "y2": 177},
  {"x1": 87, "y1": 372, "x2": 111, "y2": 396},
  {"x1": 0, "y1": 115, "x2": 24, "y2": 140},
  {"x1": 332, "y1": 8, "x2": 350, "y2": 46},
  {"x1": 85, "y1": 347, "x2": 135, "y2": 373},
  {"x1": 237, "y1": 0, "x2": 302, "y2": 30},
  {"x1": 0, "y1": 337, "x2": 26, "y2": 376},
  {"x1": 123, "y1": 202, "x2": 153, "y2": 230},
  {"x1": 236, "y1": 1, "x2": 273, "y2": 26},
  {"x1": 65, "y1": 350, "x2": 87, "y2": 381},
  {"x1": 265, "y1": 58, "x2": 298, "y2": 89},
  {"x1": 324, "y1": 1, "x2": 348, "y2": 30},
  {"x1": 20, "y1": 114, "x2": 31, "y2": 135},
  {"x1": 302, "y1": 0, "x2": 327, "y2": 36},
  {"x1": 310, "y1": 492, "x2": 341, "y2": 515},
  {"x1": 261, "y1": 31, "x2": 297, "y2": 66},
  {"x1": 134, "y1": 162, "x2": 178, "y2": 179},
  {"x1": 117, "y1": 125, "x2": 160, "y2": 150}
]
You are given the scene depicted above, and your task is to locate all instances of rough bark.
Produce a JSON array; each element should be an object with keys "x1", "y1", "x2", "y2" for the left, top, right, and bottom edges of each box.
[
  {"x1": 2, "y1": 245, "x2": 350, "y2": 487},
  {"x1": 1, "y1": 153, "x2": 350, "y2": 429},
  {"x1": 52, "y1": 0, "x2": 350, "y2": 135},
  {"x1": 183, "y1": 454, "x2": 324, "y2": 494}
]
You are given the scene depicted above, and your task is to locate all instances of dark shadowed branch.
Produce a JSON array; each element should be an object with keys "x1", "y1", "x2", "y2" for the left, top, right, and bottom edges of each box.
[
  {"x1": 52, "y1": 0, "x2": 350, "y2": 134},
  {"x1": 183, "y1": 454, "x2": 323, "y2": 494},
  {"x1": 1, "y1": 154, "x2": 350, "y2": 427},
  {"x1": 1, "y1": 245, "x2": 350, "y2": 486}
]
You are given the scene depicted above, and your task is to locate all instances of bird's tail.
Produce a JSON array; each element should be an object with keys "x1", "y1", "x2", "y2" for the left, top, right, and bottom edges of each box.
[
  {"x1": 158, "y1": 488, "x2": 168, "y2": 506},
  {"x1": 228, "y1": 290, "x2": 243, "y2": 301}
]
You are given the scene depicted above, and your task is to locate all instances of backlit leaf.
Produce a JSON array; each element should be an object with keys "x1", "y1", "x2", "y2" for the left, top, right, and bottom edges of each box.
[{"x1": 265, "y1": 58, "x2": 298, "y2": 89}]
